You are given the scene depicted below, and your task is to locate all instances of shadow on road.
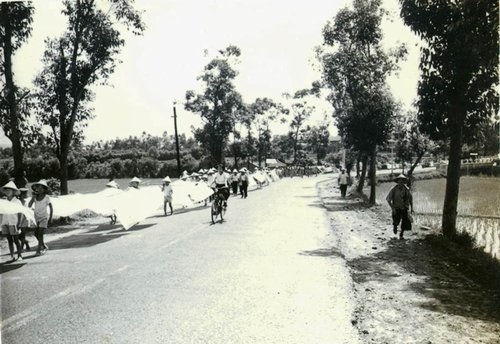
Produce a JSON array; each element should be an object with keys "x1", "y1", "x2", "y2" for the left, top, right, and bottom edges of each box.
[
  {"x1": 299, "y1": 248, "x2": 345, "y2": 258},
  {"x1": 345, "y1": 225, "x2": 500, "y2": 323},
  {"x1": 0, "y1": 262, "x2": 26, "y2": 274},
  {"x1": 44, "y1": 232, "x2": 129, "y2": 251}
]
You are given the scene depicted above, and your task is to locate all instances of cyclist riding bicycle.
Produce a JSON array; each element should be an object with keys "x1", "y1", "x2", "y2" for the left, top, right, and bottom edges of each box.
[{"x1": 210, "y1": 165, "x2": 230, "y2": 209}]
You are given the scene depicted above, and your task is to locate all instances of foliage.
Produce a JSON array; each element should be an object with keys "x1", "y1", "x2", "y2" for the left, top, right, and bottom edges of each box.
[
  {"x1": 0, "y1": 1, "x2": 35, "y2": 186},
  {"x1": 34, "y1": 0, "x2": 145, "y2": 194},
  {"x1": 319, "y1": 0, "x2": 405, "y2": 203},
  {"x1": 185, "y1": 46, "x2": 244, "y2": 164},
  {"x1": 399, "y1": 0, "x2": 499, "y2": 236},
  {"x1": 393, "y1": 111, "x2": 433, "y2": 176}
]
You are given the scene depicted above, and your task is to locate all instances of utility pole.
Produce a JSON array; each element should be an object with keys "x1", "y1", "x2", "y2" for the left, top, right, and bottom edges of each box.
[{"x1": 173, "y1": 101, "x2": 181, "y2": 178}]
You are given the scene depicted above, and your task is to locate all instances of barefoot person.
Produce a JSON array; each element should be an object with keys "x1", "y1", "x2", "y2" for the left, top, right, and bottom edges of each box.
[
  {"x1": 1, "y1": 182, "x2": 24, "y2": 261},
  {"x1": 162, "y1": 176, "x2": 174, "y2": 216},
  {"x1": 386, "y1": 174, "x2": 414, "y2": 240},
  {"x1": 29, "y1": 180, "x2": 53, "y2": 256}
]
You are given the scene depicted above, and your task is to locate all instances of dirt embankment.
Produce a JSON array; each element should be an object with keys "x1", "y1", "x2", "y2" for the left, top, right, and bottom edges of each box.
[{"x1": 317, "y1": 179, "x2": 500, "y2": 344}]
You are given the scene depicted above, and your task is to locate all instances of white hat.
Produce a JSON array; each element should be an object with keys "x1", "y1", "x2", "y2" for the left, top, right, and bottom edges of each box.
[
  {"x1": 191, "y1": 172, "x2": 199, "y2": 177},
  {"x1": 394, "y1": 174, "x2": 407, "y2": 181},
  {"x1": 106, "y1": 181, "x2": 119, "y2": 188},
  {"x1": 201, "y1": 174, "x2": 208, "y2": 180},
  {"x1": 31, "y1": 179, "x2": 50, "y2": 190},
  {"x1": 182, "y1": 170, "x2": 189, "y2": 175},
  {"x1": 129, "y1": 177, "x2": 141, "y2": 184},
  {"x1": 180, "y1": 175, "x2": 188, "y2": 180},
  {"x1": 163, "y1": 176, "x2": 171, "y2": 182},
  {"x1": 232, "y1": 169, "x2": 238, "y2": 173},
  {"x1": 2, "y1": 181, "x2": 20, "y2": 195}
]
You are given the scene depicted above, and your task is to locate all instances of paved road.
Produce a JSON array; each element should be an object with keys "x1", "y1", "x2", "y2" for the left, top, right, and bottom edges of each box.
[{"x1": 1, "y1": 176, "x2": 360, "y2": 344}]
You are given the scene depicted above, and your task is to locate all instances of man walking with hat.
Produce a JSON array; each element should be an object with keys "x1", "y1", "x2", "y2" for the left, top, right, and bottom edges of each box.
[{"x1": 386, "y1": 174, "x2": 414, "y2": 240}]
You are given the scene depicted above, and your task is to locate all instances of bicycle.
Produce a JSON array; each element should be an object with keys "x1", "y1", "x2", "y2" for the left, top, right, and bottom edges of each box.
[{"x1": 211, "y1": 187, "x2": 227, "y2": 224}]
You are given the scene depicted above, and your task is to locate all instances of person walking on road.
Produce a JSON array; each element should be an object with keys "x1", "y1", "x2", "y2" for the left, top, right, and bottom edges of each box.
[
  {"x1": 386, "y1": 174, "x2": 414, "y2": 240},
  {"x1": 231, "y1": 169, "x2": 239, "y2": 195},
  {"x1": 1, "y1": 181, "x2": 24, "y2": 261},
  {"x1": 338, "y1": 169, "x2": 349, "y2": 198},
  {"x1": 162, "y1": 176, "x2": 174, "y2": 216},
  {"x1": 240, "y1": 168, "x2": 249, "y2": 199},
  {"x1": 29, "y1": 180, "x2": 53, "y2": 256}
]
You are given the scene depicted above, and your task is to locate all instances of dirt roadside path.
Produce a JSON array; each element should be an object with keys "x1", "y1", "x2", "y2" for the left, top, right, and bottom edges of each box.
[{"x1": 317, "y1": 178, "x2": 500, "y2": 344}]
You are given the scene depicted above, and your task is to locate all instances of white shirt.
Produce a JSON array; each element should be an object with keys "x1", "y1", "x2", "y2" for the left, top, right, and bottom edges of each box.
[
  {"x1": 338, "y1": 173, "x2": 348, "y2": 185},
  {"x1": 34, "y1": 195, "x2": 51, "y2": 220},
  {"x1": 211, "y1": 172, "x2": 229, "y2": 187}
]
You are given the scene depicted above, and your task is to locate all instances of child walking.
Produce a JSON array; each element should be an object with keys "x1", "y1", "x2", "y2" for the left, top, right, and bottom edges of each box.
[
  {"x1": 162, "y1": 176, "x2": 173, "y2": 216},
  {"x1": 29, "y1": 180, "x2": 53, "y2": 256},
  {"x1": 1, "y1": 182, "x2": 23, "y2": 261},
  {"x1": 18, "y1": 188, "x2": 31, "y2": 251}
]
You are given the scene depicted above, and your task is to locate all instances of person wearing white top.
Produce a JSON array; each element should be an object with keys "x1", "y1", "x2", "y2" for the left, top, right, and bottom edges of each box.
[
  {"x1": 338, "y1": 169, "x2": 349, "y2": 198},
  {"x1": 1, "y1": 182, "x2": 24, "y2": 261},
  {"x1": 210, "y1": 165, "x2": 230, "y2": 207}
]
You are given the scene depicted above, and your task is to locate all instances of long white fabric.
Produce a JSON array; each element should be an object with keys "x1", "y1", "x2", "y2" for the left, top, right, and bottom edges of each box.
[
  {"x1": 5, "y1": 170, "x2": 281, "y2": 230},
  {"x1": 0, "y1": 199, "x2": 36, "y2": 225}
]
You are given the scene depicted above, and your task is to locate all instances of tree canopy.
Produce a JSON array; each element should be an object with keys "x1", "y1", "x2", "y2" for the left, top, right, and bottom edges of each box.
[{"x1": 34, "y1": 0, "x2": 145, "y2": 194}]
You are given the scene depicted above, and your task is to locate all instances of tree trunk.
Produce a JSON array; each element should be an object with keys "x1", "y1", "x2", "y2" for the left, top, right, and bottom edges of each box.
[
  {"x1": 59, "y1": 144, "x2": 69, "y2": 195},
  {"x1": 356, "y1": 154, "x2": 368, "y2": 194},
  {"x1": 369, "y1": 147, "x2": 377, "y2": 205},
  {"x1": 407, "y1": 150, "x2": 426, "y2": 190},
  {"x1": 442, "y1": 118, "x2": 464, "y2": 238},
  {"x1": 1, "y1": 4, "x2": 25, "y2": 187}
]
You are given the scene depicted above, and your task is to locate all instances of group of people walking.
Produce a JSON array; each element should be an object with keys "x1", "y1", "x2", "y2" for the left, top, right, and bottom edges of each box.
[{"x1": 1, "y1": 180, "x2": 53, "y2": 261}]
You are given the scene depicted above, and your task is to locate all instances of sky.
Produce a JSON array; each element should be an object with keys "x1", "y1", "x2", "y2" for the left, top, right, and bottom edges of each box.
[{"x1": 0, "y1": 0, "x2": 421, "y2": 147}]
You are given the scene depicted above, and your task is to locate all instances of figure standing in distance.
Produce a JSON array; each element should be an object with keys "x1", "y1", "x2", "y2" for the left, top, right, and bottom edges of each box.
[
  {"x1": 162, "y1": 176, "x2": 174, "y2": 216},
  {"x1": 338, "y1": 168, "x2": 349, "y2": 198},
  {"x1": 386, "y1": 174, "x2": 414, "y2": 240}
]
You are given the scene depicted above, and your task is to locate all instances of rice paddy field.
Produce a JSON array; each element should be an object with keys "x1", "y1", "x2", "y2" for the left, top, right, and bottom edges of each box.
[{"x1": 376, "y1": 176, "x2": 500, "y2": 259}]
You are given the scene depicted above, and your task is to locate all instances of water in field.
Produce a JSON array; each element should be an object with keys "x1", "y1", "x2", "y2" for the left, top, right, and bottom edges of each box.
[{"x1": 376, "y1": 177, "x2": 500, "y2": 259}]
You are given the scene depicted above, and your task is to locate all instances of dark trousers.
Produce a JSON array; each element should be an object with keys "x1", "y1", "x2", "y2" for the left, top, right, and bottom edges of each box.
[
  {"x1": 392, "y1": 208, "x2": 412, "y2": 233},
  {"x1": 241, "y1": 181, "x2": 248, "y2": 198},
  {"x1": 340, "y1": 184, "x2": 348, "y2": 197},
  {"x1": 231, "y1": 181, "x2": 238, "y2": 195}
]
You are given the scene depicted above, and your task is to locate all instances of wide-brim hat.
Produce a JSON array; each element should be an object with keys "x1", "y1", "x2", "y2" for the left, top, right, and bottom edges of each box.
[
  {"x1": 106, "y1": 181, "x2": 119, "y2": 188},
  {"x1": 232, "y1": 169, "x2": 238, "y2": 173},
  {"x1": 163, "y1": 176, "x2": 171, "y2": 182},
  {"x1": 1, "y1": 181, "x2": 20, "y2": 195},
  {"x1": 31, "y1": 179, "x2": 50, "y2": 191},
  {"x1": 129, "y1": 177, "x2": 141, "y2": 184},
  {"x1": 239, "y1": 168, "x2": 247, "y2": 172},
  {"x1": 191, "y1": 172, "x2": 199, "y2": 177},
  {"x1": 201, "y1": 174, "x2": 208, "y2": 180},
  {"x1": 394, "y1": 174, "x2": 407, "y2": 181}
]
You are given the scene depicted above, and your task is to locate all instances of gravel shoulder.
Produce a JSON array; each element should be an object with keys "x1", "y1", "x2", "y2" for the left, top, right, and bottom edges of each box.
[{"x1": 317, "y1": 178, "x2": 500, "y2": 344}]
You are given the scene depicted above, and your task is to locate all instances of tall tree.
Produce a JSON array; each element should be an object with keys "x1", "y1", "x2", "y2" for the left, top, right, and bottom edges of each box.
[
  {"x1": 304, "y1": 122, "x2": 330, "y2": 165},
  {"x1": 289, "y1": 101, "x2": 314, "y2": 164},
  {"x1": 319, "y1": 0, "x2": 406, "y2": 205},
  {"x1": 0, "y1": 1, "x2": 34, "y2": 187},
  {"x1": 34, "y1": 0, "x2": 144, "y2": 194},
  {"x1": 185, "y1": 46, "x2": 244, "y2": 165},
  {"x1": 393, "y1": 111, "x2": 433, "y2": 184},
  {"x1": 399, "y1": 0, "x2": 499, "y2": 237},
  {"x1": 246, "y1": 98, "x2": 287, "y2": 167}
]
